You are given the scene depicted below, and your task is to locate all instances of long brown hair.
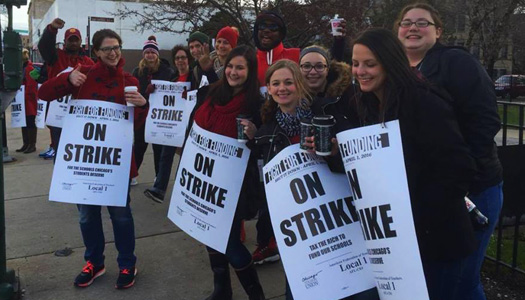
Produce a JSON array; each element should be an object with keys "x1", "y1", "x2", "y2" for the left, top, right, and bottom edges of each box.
[
  {"x1": 207, "y1": 45, "x2": 261, "y2": 115},
  {"x1": 353, "y1": 28, "x2": 424, "y2": 123},
  {"x1": 261, "y1": 59, "x2": 312, "y2": 124}
]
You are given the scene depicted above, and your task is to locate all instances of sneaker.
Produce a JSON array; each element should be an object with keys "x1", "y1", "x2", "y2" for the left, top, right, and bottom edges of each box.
[
  {"x1": 42, "y1": 148, "x2": 56, "y2": 160},
  {"x1": 252, "y1": 238, "x2": 280, "y2": 265},
  {"x1": 74, "y1": 261, "x2": 106, "y2": 287},
  {"x1": 115, "y1": 267, "x2": 137, "y2": 289},
  {"x1": 130, "y1": 177, "x2": 138, "y2": 186},
  {"x1": 144, "y1": 188, "x2": 164, "y2": 203},
  {"x1": 39, "y1": 146, "x2": 52, "y2": 157}
]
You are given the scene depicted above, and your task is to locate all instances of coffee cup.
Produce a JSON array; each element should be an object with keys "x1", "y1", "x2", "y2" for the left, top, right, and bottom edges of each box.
[
  {"x1": 236, "y1": 114, "x2": 252, "y2": 143},
  {"x1": 331, "y1": 14, "x2": 344, "y2": 37},
  {"x1": 124, "y1": 86, "x2": 138, "y2": 107},
  {"x1": 313, "y1": 115, "x2": 336, "y2": 156}
]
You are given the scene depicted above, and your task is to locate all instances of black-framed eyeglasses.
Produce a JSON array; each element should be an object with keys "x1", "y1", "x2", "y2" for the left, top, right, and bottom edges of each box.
[
  {"x1": 259, "y1": 23, "x2": 280, "y2": 32},
  {"x1": 300, "y1": 63, "x2": 327, "y2": 73},
  {"x1": 99, "y1": 45, "x2": 122, "y2": 54},
  {"x1": 175, "y1": 56, "x2": 188, "y2": 60},
  {"x1": 399, "y1": 20, "x2": 435, "y2": 28}
]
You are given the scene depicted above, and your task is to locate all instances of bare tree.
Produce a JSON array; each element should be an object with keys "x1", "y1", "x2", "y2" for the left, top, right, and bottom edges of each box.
[
  {"x1": 113, "y1": 0, "x2": 267, "y2": 46},
  {"x1": 462, "y1": 0, "x2": 523, "y2": 77},
  {"x1": 113, "y1": 0, "x2": 369, "y2": 49}
]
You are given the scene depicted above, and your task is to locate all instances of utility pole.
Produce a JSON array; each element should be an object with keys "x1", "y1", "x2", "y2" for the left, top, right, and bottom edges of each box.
[{"x1": 0, "y1": 0, "x2": 27, "y2": 299}]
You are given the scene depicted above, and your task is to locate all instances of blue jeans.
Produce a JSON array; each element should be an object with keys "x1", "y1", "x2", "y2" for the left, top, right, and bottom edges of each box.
[
  {"x1": 206, "y1": 216, "x2": 252, "y2": 269},
  {"x1": 77, "y1": 195, "x2": 137, "y2": 269},
  {"x1": 149, "y1": 145, "x2": 177, "y2": 195},
  {"x1": 457, "y1": 182, "x2": 504, "y2": 300}
]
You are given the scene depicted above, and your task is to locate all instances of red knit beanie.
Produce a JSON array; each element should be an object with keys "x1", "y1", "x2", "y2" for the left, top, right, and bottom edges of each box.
[{"x1": 216, "y1": 27, "x2": 238, "y2": 48}]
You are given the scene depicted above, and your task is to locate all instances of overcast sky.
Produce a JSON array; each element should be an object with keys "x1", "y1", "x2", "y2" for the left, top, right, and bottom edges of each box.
[{"x1": 1, "y1": 0, "x2": 31, "y2": 31}]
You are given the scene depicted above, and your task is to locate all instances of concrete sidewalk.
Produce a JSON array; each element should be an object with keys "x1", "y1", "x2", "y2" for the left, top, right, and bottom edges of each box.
[{"x1": 3, "y1": 121, "x2": 285, "y2": 300}]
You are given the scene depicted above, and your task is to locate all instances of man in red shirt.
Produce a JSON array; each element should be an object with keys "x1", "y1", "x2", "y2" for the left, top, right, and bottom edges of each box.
[
  {"x1": 37, "y1": 18, "x2": 94, "y2": 159},
  {"x1": 251, "y1": 10, "x2": 301, "y2": 266},
  {"x1": 254, "y1": 10, "x2": 300, "y2": 86}
]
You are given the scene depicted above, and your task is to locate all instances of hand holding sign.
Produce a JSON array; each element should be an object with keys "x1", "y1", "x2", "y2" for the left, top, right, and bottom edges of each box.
[{"x1": 68, "y1": 64, "x2": 87, "y2": 87}]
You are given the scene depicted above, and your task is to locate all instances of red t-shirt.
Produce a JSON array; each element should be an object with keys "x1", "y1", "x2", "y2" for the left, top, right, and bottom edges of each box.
[{"x1": 177, "y1": 73, "x2": 188, "y2": 82}]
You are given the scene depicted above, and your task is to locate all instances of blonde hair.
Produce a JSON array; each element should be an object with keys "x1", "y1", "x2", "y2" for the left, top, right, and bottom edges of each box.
[
  {"x1": 261, "y1": 59, "x2": 312, "y2": 123},
  {"x1": 137, "y1": 56, "x2": 160, "y2": 76}
]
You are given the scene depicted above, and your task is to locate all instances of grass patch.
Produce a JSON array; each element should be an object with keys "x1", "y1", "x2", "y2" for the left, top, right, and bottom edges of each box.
[
  {"x1": 486, "y1": 234, "x2": 525, "y2": 270},
  {"x1": 498, "y1": 104, "x2": 522, "y2": 126}
]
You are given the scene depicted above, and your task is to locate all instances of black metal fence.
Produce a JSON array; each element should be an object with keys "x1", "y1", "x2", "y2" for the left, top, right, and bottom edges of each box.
[{"x1": 489, "y1": 101, "x2": 525, "y2": 274}]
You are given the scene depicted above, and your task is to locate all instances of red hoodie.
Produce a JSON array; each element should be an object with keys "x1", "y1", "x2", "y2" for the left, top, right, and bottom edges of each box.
[{"x1": 257, "y1": 42, "x2": 300, "y2": 86}]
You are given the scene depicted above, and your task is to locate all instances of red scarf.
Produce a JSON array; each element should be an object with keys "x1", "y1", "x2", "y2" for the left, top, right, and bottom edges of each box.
[{"x1": 194, "y1": 92, "x2": 245, "y2": 138}]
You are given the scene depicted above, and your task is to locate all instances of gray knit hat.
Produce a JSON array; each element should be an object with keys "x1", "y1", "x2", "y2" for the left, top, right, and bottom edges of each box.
[{"x1": 300, "y1": 46, "x2": 331, "y2": 68}]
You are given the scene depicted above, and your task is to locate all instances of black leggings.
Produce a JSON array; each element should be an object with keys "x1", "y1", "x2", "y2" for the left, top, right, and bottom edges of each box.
[{"x1": 25, "y1": 115, "x2": 36, "y2": 129}]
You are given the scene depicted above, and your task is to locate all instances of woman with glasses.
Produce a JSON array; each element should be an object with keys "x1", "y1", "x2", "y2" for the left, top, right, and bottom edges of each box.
[
  {"x1": 299, "y1": 45, "x2": 361, "y2": 172},
  {"x1": 396, "y1": 4, "x2": 503, "y2": 300},
  {"x1": 352, "y1": 27, "x2": 476, "y2": 300},
  {"x1": 132, "y1": 36, "x2": 175, "y2": 187},
  {"x1": 171, "y1": 45, "x2": 193, "y2": 83},
  {"x1": 38, "y1": 29, "x2": 147, "y2": 290}
]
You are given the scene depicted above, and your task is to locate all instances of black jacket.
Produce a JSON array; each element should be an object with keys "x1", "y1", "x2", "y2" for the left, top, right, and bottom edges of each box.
[
  {"x1": 358, "y1": 84, "x2": 477, "y2": 261},
  {"x1": 418, "y1": 43, "x2": 502, "y2": 194},
  {"x1": 311, "y1": 60, "x2": 360, "y2": 173},
  {"x1": 251, "y1": 117, "x2": 294, "y2": 166},
  {"x1": 132, "y1": 58, "x2": 175, "y2": 101}
]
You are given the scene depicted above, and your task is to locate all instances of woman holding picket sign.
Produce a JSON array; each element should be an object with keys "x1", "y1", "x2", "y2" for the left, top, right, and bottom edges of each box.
[
  {"x1": 38, "y1": 29, "x2": 146, "y2": 290},
  {"x1": 185, "y1": 45, "x2": 265, "y2": 300},
  {"x1": 251, "y1": 59, "x2": 311, "y2": 300},
  {"x1": 19, "y1": 48, "x2": 39, "y2": 154},
  {"x1": 349, "y1": 28, "x2": 477, "y2": 300},
  {"x1": 132, "y1": 36, "x2": 175, "y2": 188}
]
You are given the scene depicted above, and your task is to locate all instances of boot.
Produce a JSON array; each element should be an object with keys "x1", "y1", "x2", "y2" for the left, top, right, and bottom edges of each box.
[
  {"x1": 235, "y1": 263, "x2": 265, "y2": 300},
  {"x1": 205, "y1": 251, "x2": 232, "y2": 300},
  {"x1": 24, "y1": 128, "x2": 37, "y2": 154},
  {"x1": 16, "y1": 127, "x2": 28, "y2": 152}
]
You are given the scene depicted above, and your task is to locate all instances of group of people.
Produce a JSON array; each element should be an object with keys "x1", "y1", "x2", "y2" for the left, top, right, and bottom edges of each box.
[{"x1": 26, "y1": 3, "x2": 502, "y2": 300}]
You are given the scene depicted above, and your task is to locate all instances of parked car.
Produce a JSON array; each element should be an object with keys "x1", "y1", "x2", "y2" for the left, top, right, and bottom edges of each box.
[{"x1": 495, "y1": 75, "x2": 525, "y2": 99}]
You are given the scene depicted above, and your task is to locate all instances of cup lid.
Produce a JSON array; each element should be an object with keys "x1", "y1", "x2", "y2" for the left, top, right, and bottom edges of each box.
[
  {"x1": 237, "y1": 114, "x2": 251, "y2": 119},
  {"x1": 313, "y1": 115, "x2": 335, "y2": 125},
  {"x1": 300, "y1": 118, "x2": 312, "y2": 124}
]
